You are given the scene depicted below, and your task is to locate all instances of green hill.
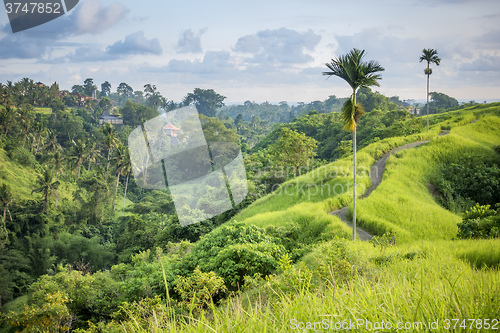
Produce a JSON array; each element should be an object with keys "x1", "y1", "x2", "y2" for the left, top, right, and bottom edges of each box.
[{"x1": 2, "y1": 103, "x2": 500, "y2": 332}]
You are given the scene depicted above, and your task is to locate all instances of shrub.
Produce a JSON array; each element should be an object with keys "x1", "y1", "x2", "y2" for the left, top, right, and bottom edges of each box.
[
  {"x1": 457, "y1": 204, "x2": 500, "y2": 239},
  {"x1": 174, "y1": 267, "x2": 227, "y2": 312},
  {"x1": 178, "y1": 221, "x2": 286, "y2": 289},
  {"x1": 11, "y1": 147, "x2": 36, "y2": 167}
]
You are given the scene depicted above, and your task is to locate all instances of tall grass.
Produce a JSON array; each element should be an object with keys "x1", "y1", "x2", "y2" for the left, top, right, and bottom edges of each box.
[
  {"x1": 85, "y1": 240, "x2": 500, "y2": 332},
  {"x1": 356, "y1": 115, "x2": 500, "y2": 243}
]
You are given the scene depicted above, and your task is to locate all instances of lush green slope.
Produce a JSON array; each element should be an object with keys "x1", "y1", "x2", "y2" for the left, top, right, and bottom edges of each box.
[
  {"x1": 0, "y1": 148, "x2": 38, "y2": 201},
  {"x1": 233, "y1": 104, "x2": 497, "y2": 245},
  {"x1": 357, "y1": 114, "x2": 500, "y2": 242},
  {"x1": 0, "y1": 147, "x2": 76, "y2": 206}
]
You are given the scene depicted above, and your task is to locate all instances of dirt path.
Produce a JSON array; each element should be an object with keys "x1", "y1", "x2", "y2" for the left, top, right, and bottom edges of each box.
[{"x1": 329, "y1": 140, "x2": 430, "y2": 241}]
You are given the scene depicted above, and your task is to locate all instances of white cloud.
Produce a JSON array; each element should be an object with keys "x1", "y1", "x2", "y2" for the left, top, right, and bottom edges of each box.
[
  {"x1": 234, "y1": 28, "x2": 321, "y2": 64},
  {"x1": 74, "y1": 1, "x2": 128, "y2": 34},
  {"x1": 107, "y1": 31, "x2": 162, "y2": 56},
  {"x1": 176, "y1": 28, "x2": 207, "y2": 53}
]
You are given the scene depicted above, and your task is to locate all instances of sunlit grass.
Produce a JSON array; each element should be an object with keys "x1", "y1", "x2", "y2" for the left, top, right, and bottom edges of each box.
[
  {"x1": 90, "y1": 240, "x2": 500, "y2": 332},
  {"x1": 356, "y1": 115, "x2": 500, "y2": 243}
]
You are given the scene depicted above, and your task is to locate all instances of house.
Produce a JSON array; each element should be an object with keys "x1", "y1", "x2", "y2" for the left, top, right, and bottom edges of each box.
[
  {"x1": 163, "y1": 122, "x2": 180, "y2": 145},
  {"x1": 99, "y1": 110, "x2": 123, "y2": 126},
  {"x1": 163, "y1": 122, "x2": 180, "y2": 137}
]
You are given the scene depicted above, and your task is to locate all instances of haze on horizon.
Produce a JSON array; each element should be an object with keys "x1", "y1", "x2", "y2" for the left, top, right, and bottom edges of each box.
[{"x1": 0, "y1": 0, "x2": 499, "y2": 104}]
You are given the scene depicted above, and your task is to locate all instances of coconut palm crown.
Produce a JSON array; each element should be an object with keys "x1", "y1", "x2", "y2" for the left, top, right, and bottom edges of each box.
[{"x1": 419, "y1": 48, "x2": 441, "y2": 132}]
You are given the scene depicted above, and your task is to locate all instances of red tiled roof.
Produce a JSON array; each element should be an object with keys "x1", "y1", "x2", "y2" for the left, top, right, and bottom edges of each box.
[{"x1": 163, "y1": 122, "x2": 180, "y2": 130}]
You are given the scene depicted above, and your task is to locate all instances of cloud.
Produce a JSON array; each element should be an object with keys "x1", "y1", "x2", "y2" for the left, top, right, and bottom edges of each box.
[
  {"x1": 234, "y1": 28, "x2": 321, "y2": 64},
  {"x1": 73, "y1": 0, "x2": 128, "y2": 34},
  {"x1": 162, "y1": 51, "x2": 235, "y2": 77},
  {"x1": 335, "y1": 29, "x2": 423, "y2": 64},
  {"x1": 460, "y1": 54, "x2": 500, "y2": 71},
  {"x1": 107, "y1": 31, "x2": 162, "y2": 55},
  {"x1": 59, "y1": 45, "x2": 118, "y2": 62},
  {"x1": 43, "y1": 31, "x2": 163, "y2": 63},
  {"x1": 176, "y1": 28, "x2": 207, "y2": 53},
  {"x1": 0, "y1": 0, "x2": 128, "y2": 59},
  {"x1": 0, "y1": 32, "x2": 54, "y2": 59}
]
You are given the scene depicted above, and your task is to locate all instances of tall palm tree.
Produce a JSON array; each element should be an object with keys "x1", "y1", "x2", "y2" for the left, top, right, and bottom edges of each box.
[
  {"x1": 419, "y1": 48, "x2": 441, "y2": 133},
  {"x1": 70, "y1": 139, "x2": 87, "y2": 179},
  {"x1": 102, "y1": 123, "x2": 118, "y2": 171},
  {"x1": 86, "y1": 139, "x2": 101, "y2": 171},
  {"x1": 45, "y1": 130, "x2": 61, "y2": 154},
  {"x1": 70, "y1": 139, "x2": 87, "y2": 217},
  {"x1": 32, "y1": 167, "x2": 59, "y2": 213},
  {"x1": 53, "y1": 151, "x2": 64, "y2": 208},
  {"x1": 0, "y1": 183, "x2": 14, "y2": 235},
  {"x1": 112, "y1": 143, "x2": 132, "y2": 216},
  {"x1": 323, "y1": 48, "x2": 384, "y2": 241}
]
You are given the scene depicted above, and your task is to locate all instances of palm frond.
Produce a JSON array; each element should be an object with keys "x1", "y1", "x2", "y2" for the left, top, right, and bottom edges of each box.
[
  {"x1": 340, "y1": 99, "x2": 365, "y2": 132},
  {"x1": 419, "y1": 48, "x2": 441, "y2": 66}
]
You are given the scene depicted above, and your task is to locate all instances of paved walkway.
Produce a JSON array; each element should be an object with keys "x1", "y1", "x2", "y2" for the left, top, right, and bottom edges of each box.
[{"x1": 329, "y1": 140, "x2": 431, "y2": 241}]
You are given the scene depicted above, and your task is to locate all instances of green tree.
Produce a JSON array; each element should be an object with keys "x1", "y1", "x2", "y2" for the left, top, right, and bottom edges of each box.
[
  {"x1": 99, "y1": 97, "x2": 112, "y2": 112},
  {"x1": 71, "y1": 84, "x2": 84, "y2": 95},
  {"x1": 183, "y1": 88, "x2": 226, "y2": 117},
  {"x1": 323, "y1": 48, "x2": 384, "y2": 240},
  {"x1": 419, "y1": 48, "x2": 441, "y2": 132},
  {"x1": 83, "y1": 78, "x2": 97, "y2": 97},
  {"x1": 53, "y1": 151, "x2": 64, "y2": 208},
  {"x1": 117, "y1": 82, "x2": 133, "y2": 98},
  {"x1": 70, "y1": 139, "x2": 87, "y2": 217},
  {"x1": 428, "y1": 92, "x2": 459, "y2": 113},
  {"x1": 32, "y1": 167, "x2": 59, "y2": 213},
  {"x1": 102, "y1": 123, "x2": 119, "y2": 171},
  {"x1": 112, "y1": 142, "x2": 132, "y2": 215},
  {"x1": 100, "y1": 81, "x2": 111, "y2": 97},
  {"x1": 144, "y1": 84, "x2": 165, "y2": 110},
  {"x1": 119, "y1": 100, "x2": 159, "y2": 127},
  {"x1": 269, "y1": 128, "x2": 318, "y2": 177},
  {"x1": 0, "y1": 183, "x2": 13, "y2": 236}
]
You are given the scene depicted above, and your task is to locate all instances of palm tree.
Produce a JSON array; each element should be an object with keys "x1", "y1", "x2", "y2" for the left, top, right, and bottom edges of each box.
[
  {"x1": 419, "y1": 48, "x2": 441, "y2": 133},
  {"x1": 45, "y1": 130, "x2": 61, "y2": 154},
  {"x1": 53, "y1": 151, "x2": 64, "y2": 208},
  {"x1": 70, "y1": 139, "x2": 87, "y2": 217},
  {"x1": 102, "y1": 123, "x2": 119, "y2": 171},
  {"x1": 323, "y1": 48, "x2": 384, "y2": 241},
  {"x1": 112, "y1": 143, "x2": 132, "y2": 216},
  {"x1": 32, "y1": 167, "x2": 59, "y2": 213},
  {"x1": 86, "y1": 139, "x2": 101, "y2": 171},
  {"x1": 0, "y1": 183, "x2": 14, "y2": 235}
]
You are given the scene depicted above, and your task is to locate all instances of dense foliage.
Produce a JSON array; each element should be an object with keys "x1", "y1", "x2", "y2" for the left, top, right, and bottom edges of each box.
[{"x1": 1, "y1": 77, "x2": 499, "y2": 332}]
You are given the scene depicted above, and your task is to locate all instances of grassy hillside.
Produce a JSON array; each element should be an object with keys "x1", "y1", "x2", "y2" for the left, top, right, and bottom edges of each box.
[
  {"x1": 358, "y1": 115, "x2": 500, "y2": 242},
  {"x1": 3, "y1": 104, "x2": 500, "y2": 332},
  {"x1": 0, "y1": 148, "x2": 39, "y2": 201},
  {"x1": 233, "y1": 104, "x2": 496, "y2": 244},
  {"x1": 0, "y1": 147, "x2": 76, "y2": 210}
]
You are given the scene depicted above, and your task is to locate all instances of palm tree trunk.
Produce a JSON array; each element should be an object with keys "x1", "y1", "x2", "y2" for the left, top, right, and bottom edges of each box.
[
  {"x1": 44, "y1": 192, "x2": 48, "y2": 213},
  {"x1": 352, "y1": 91, "x2": 357, "y2": 241},
  {"x1": 2, "y1": 207, "x2": 7, "y2": 233},
  {"x1": 107, "y1": 149, "x2": 111, "y2": 171},
  {"x1": 122, "y1": 173, "x2": 129, "y2": 216},
  {"x1": 114, "y1": 171, "x2": 122, "y2": 209},
  {"x1": 426, "y1": 63, "x2": 430, "y2": 133},
  {"x1": 74, "y1": 183, "x2": 78, "y2": 218}
]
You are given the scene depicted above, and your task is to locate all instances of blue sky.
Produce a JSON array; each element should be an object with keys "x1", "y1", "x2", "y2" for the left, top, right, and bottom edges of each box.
[{"x1": 1, "y1": 0, "x2": 499, "y2": 104}]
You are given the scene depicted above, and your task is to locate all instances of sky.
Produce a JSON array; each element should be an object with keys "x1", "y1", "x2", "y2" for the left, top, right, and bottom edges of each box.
[{"x1": 0, "y1": 0, "x2": 499, "y2": 104}]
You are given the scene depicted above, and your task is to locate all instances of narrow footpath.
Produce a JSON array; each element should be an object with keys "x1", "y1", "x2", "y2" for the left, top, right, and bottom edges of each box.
[{"x1": 329, "y1": 140, "x2": 431, "y2": 241}]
